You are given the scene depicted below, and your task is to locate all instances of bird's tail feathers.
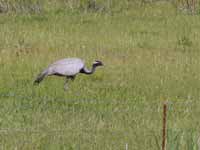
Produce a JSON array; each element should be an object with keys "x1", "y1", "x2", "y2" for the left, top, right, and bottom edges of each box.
[{"x1": 34, "y1": 69, "x2": 48, "y2": 85}]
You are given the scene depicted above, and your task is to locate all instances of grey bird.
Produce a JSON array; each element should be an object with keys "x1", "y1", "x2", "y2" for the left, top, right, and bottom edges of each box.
[{"x1": 34, "y1": 58, "x2": 103, "y2": 90}]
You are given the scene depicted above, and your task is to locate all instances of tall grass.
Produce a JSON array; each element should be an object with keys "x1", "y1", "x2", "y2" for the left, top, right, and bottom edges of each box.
[
  {"x1": 0, "y1": 0, "x2": 43, "y2": 13},
  {"x1": 0, "y1": 1, "x2": 200, "y2": 149},
  {"x1": 0, "y1": 0, "x2": 199, "y2": 14}
]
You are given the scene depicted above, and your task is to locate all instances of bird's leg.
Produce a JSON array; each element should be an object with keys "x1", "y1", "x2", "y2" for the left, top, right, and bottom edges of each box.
[
  {"x1": 64, "y1": 77, "x2": 69, "y2": 91},
  {"x1": 64, "y1": 76, "x2": 76, "y2": 91}
]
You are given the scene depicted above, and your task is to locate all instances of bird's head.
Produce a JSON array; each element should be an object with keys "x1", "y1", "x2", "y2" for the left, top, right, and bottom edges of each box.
[{"x1": 93, "y1": 60, "x2": 103, "y2": 67}]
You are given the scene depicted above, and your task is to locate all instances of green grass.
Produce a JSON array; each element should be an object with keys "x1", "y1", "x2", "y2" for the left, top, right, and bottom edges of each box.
[{"x1": 0, "y1": 1, "x2": 200, "y2": 149}]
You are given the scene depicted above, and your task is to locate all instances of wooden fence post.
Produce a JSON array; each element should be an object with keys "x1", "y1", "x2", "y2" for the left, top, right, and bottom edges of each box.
[{"x1": 162, "y1": 101, "x2": 167, "y2": 150}]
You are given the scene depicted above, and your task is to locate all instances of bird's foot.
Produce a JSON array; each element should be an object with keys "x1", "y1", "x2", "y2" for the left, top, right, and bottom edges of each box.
[{"x1": 64, "y1": 85, "x2": 68, "y2": 91}]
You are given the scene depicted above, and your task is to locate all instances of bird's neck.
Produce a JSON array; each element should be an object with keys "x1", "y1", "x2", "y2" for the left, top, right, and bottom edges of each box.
[{"x1": 80, "y1": 65, "x2": 97, "y2": 75}]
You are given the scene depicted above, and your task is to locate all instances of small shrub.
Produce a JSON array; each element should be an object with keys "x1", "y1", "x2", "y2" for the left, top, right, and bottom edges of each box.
[{"x1": 176, "y1": 35, "x2": 193, "y2": 52}]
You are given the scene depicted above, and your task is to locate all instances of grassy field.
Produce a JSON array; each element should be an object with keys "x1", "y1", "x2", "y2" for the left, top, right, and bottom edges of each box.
[{"x1": 0, "y1": 1, "x2": 200, "y2": 149}]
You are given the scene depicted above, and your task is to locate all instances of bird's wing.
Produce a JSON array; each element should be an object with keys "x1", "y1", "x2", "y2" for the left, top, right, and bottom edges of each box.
[{"x1": 48, "y1": 58, "x2": 85, "y2": 76}]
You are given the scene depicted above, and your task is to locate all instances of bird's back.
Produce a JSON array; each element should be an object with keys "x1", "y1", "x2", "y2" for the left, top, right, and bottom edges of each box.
[{"x1": 47, "y1": 58, "x2": 85, "y2": 76}]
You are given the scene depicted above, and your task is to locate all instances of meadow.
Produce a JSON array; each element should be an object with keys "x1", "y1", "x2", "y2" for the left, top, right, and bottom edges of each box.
[{"x1": 0, "y1": 0, "x2": 200, "y2": 149}]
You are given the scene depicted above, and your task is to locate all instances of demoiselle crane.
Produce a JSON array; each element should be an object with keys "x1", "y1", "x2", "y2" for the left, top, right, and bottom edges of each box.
[{"x1": 34, "y1": 58, "x2": 103, "y2": 90}]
